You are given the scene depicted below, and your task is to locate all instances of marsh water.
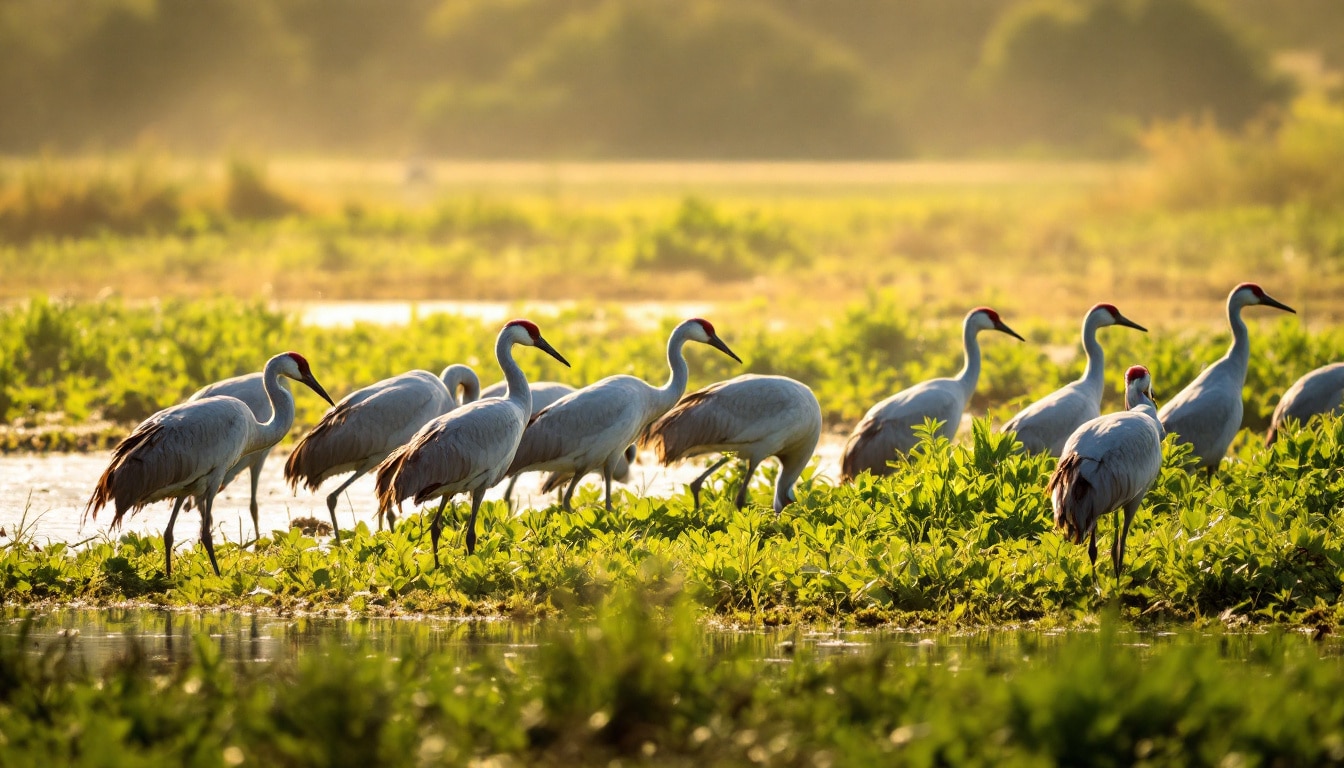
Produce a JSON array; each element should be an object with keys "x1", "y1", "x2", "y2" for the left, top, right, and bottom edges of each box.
[{"x1": 7, "y1": 608, "x2": 1340, "y2": 671}]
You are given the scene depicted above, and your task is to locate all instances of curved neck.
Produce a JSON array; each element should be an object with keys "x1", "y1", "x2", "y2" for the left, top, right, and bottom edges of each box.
[
  {"x1": 1126, "y1": 384, "x2": 1164, "y2": 437},
  {"x1": 496, "y1": 333, "x2": 532, "y2": 416},
  {"x1": 953, "y1": 321, "x2": 981, "y2": 400},
  {"x1": 249, "y1": 360, "x2": 295, "y2": 453},
  {"x1": 1078, "y1": 315, "x2": 1105, "y2": 395},
  {"x1": 441, "y1": 365, "x2": 481, "y2": 406},
  {"x1": 1224, "y1": 296, "x2": 1250, "y2": 373},
  {"x1": 655, "y1": 327, "x2": 692, "y2": 414},
  {"x1": 773, "y1": 456, "x2": 807, "y2": 514}
]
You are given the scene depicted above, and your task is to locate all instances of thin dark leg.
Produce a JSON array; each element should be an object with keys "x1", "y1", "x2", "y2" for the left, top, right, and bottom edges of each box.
[
  {"x1": 562, "y1": 474, "x2": 581, "y2": 511},
  {"x1": 1114, "y1": 505, "x2": 1137, "y2": 583},
  {"x1": 735, "y1": 460, "x2": 761, "y2": 511},
  {"x1": 248, "y1": 460, "x2": 263, "y2": 540},
  {"x1": 324, "y1": 471, "x2": 366, "y2": 543},
  {"x1": 163, "y1": 496, "x2": 186, "y2": 578},
  {"x1": 200, "y1": 492, "x2": 221, "y2": 577},
  {"x1": 465, "y1": 487, "x2": 485, "y2": 555},
  {"x1": 688, "y1": 457, "x2": 730, "y2": 511},
  {"x1": 603, "y1": 466, "x2": 613, "y2": 513},
  {"x1": 1205, "y1": 465, "x2": 1216, "y2": 483},
  {"x1": 1088, "y1": 525, "x2": 1099, "y2": 592},
  {"x1": 428, "y1": 497, "x2": 449, "y2": 569},
  {"x1": 502, "y1": 475, "x2": 518, "y2": 509}
]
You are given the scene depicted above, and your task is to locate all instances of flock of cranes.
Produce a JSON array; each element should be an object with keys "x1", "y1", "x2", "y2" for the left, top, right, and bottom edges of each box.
[{"x1": 85, "y1": 282, "x2": 1338, "y2": 581}]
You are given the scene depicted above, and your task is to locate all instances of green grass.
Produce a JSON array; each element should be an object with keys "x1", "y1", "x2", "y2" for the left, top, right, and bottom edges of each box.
[
  {"x1": 4, "y1": 593, "x2": 1344, "y2": 766},
  {"x1": 6, "y1": 417, "x2": 1344, "y2": 627}
]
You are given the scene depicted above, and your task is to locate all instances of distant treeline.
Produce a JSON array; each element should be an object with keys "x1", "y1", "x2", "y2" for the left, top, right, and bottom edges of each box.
[{"x1": 1, "y1": 0, "x2": 1336, "y2": 158}]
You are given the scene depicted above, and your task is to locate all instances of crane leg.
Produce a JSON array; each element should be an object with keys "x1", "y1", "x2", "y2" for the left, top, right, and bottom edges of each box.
[
  {"x1": 323, "y1": 471, "x2": 366, "y2": 543},
  {"x1": 735, "y1": 460, "x2": 761, "y2": 511},
  {"x1": 248, "y1": 459, "x2": 263, "y2": 542},
  {"x1": 1204, "y1": 465, "x2": 1216, "y2": 483},
  {"x1": 465, "y1": 487, "x2": 485, "y2": 555},
  {"x1": 200, "y1": 492, "x2": 221, "y2": 577},
  {"x1": 562, "y1": 475, "x2": 581, "y2": 512},
  {"x1": 163, "y1": 496, "x2": 186, "y2": 578},
  {"x1": 603, "y1": 466, "x2": 613, "y2": 513},
  {"x1": 1113, "y1": 502, "x2": 1138, "y2": 585},
  {"x1": 688, "y1": 457, "x2": 730, "y2": 511},
  {"x1": 428, "y1": 497, "x2": 450, "y2": 569},
  {"x1": 1087, "y1": 526, "x2": 1099, "y2": 594},
  {"x1": 502, "y1": 475, "x2": 518, "y2": 511}
]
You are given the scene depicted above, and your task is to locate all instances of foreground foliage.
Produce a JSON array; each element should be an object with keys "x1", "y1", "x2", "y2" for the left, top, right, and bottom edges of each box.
[
  {"x1": 3, "y1": 595, "x2": 1344, "y2": 766},
  {"x1": 5, "y1": 418, "x2": 1344, "y2": 627}
]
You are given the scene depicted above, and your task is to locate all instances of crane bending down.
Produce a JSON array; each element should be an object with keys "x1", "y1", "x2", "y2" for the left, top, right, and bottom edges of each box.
[
  {"x1": 841, "y1": 307, "x2": 1023, "y2": 482},
  {"x1": 374, "y1": 321, "x2": 568, "y2": 565},
  {"x1": 283, "y1": 365, "x2": 481, "y2": 540},
  {"x1": 479, "y1": 380, "x2": 634, "y2": 506},
  {"x1": 1049, "y1": 364, "x2": 1165, "y2": 581},
  {"x1": 185, "y1": 371, "x2": 292, "y2": 538},
  {"x1": 1001, "y1": 303, "x2": 1146, "y2": 457},
  {"x1": 86, "y1": 353, "x2": 334, "y2": 577},
  {"x1": 506, "y1": 318, "x2": 741, "y2": 512},
  {"x1": 1158, "y1": 283, "x2": 1295, "y2": 476},
  {"x1": 1266, "y1": 363, "x2": 1344, "y2": 445},
  {"x1": 642, "y1": 374, "x2": 821, "y2": 514}
]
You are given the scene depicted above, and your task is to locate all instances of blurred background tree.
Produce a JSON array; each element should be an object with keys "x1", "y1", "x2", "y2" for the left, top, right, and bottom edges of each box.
[{"x1": 0, "y1": 0, "x2": 1337, "y2": 158}]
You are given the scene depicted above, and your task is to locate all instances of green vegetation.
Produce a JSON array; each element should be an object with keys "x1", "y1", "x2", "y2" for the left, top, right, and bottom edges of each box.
[
  {"x1": 4, "y1": 595, "x2": 1344, "y2": 765},
  {"x1": 5, "y1": 294, "x2": 1343, "y2": 443},
  {"x1": 5, "y1": 415, "x2": 1344, "y2": 626},
  {"x1": 0, "y1": 0, "x2": 1324, "y2": 157}
]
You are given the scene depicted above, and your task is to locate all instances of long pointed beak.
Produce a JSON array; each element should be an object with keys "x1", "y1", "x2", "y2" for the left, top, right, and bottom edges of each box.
[
  {"x1": 708, "y1": 334, "x2": 743, "y2": 363},
  {"x1": 1261, "y1": 294, "x2": 1296, "y2": 313},
  {"x1": 535, "y1": 335, "x2": 571, "y2": 367},
  {"x1": 996, "y1": 321, "x2": 1026, "y2": 342},
  {"x1": 1116, "y1": 314, "x2": 1148, "y2": 332},
  {"x1": 304, "y1": 375, "x2": 335, "y2": 406}
]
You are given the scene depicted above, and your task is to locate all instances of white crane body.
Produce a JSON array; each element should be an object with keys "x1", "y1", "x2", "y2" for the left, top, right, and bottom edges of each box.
[
  {"x1": 1266, "y1": 363, "x2": 1344, "y2": 444},
  {"x1": 1002, "y1": 304, "x2": 1146, "y2": 457},
  {"x1": 842, "y1": 307, "x2": 1023, "y2": 482},
  {"x1": 644, "y1": 374, "x2": 821, "y2": 513}
]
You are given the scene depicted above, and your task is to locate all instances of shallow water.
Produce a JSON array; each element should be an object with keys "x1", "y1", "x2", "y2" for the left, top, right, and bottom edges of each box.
[
  {"x1": 0, "y1": 437, "x2": 850, "y2": 547},
  {"x1": 7, "y1": 607, "x2": 1339, "y2": 670}
]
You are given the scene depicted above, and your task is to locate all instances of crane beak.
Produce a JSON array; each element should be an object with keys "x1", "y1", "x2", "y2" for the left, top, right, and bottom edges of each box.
[
  {"x1": 996, "y1": 321, "x2": 1026, "y2": 342},
  {"x1": 708, "y1": 334, "x2": 743, "y2": 363},
  {"x1": 534, "y1": 335, "x2": 571, "y2": 367},
  {"x1": 304, "y1": 375, "x2": 336, "y2": 406},
  {"x1": 1115, "y1": 314, "x2": 1148, "y2": 332},
  {"x1": 1260, "y1": 294, "x2": 1296, "y2": 313}
]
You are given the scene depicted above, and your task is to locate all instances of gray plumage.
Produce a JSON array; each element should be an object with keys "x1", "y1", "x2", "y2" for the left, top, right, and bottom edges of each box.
[
  {"x1": 284, "y1": 364, "x2": 480, "y2": 537},
  {"x1": 374, "y1": 321, "x2": 569, "y2": 565},
  {"x1": 643, "y1": 374, "x2": 821, "y2": 514},
  {"x1": 842, "y1": 307, "x2": 1024, "y2": 482},
  {"x1": 1266, "y1": 363, "x2": 1344, "y2": 445},
  {"x1": 1049, "y1": 365, "x2": 1164, "y2": 579},
  {"x1": 186, "y1": 371, "x2": 291, "y2": 537},
  {"x1": 1159, "y1": 283, "x2": 1295, "y2": 474},
  {"x1": 506, "y1": 318, "x2": 741, "y2": 511},
  {"x1": 1002, "y1": 303, "x2": 1146, "y2": 457},
  {"x1": 87, "y1": 353, "x2": 334, "y2": 577}
]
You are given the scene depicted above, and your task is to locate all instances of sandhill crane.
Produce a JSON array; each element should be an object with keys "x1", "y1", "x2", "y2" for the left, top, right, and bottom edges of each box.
[
  {"x1": 1001, "y1": 303, "x2": 1146, "y2": 456},
  {"x1": 283, "y1": 365, "x2": 481, "y2": 539},
  {"x1": 1158, "y1": 283, "x2": 1295, "y2": 475},
  {"x1": 841, "y1": 307, "x2": 1023, "y2": 482},
  {"x1": 480, "y1": 380, "x2": 635, "y2": 505},
  {"x1": 506, "y1": 318, "x2": 741, "y2": 512},
  {"x1": 185, "y1": 371, "x2": 291, "y2": 538},
  {"x1": 1266, "y1": 363, "x2": 1344, "y2": 445},
  {"x1": 643, "y1": 375, "x2": 821, "y2": 514},
  {"x1": 374, "y1": 321, "x2": 568, "y2": 565},
  {"x1": 86, "y1": 353, "x2": 334, "y2": 577},
  {"x1": 1049, "y1": 365, "x2": 1164, "y2": 582}
]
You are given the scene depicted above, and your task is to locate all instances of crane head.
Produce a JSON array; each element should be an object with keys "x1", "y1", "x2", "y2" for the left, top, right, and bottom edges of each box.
[
  {"x1": 1125, "y1": 365, "x2": 1155, "y2": 402},
  {"x1": 1091, "y1": 303, "x2": 1147, "y2": 332},
  {"x1": 686, "y1": 318, "x2": 743, "y2": 364},
  {"x1": 968, "y1": 307, "x2": 1025, "y2": 342},
  {"x1": 504, "y1": 319, "x2": 570, "y2": 367},
  {"x1": 1232, "y1": 283, "x2": 1295, "y2": 314},
  {"x1": 281, "y1": 352, "x2": 335, "y2": 406}
]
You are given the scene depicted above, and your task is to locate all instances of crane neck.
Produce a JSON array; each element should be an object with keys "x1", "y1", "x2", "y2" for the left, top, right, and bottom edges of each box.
[
  {"x1": 655, "y1": 325, "x2": 693, "y2": 414},
  {"x1": 496, "y1": 332, "x2": 533, "y2": 417},
  {"x1": 440, "y1": 364, "x2": 481, "y2": 406},
  {"x1": 773, "y1": 454, "x2": 808, "y2": 515},
  {"x1": 1224, "y1": 294, "x2": 1251, "y2": 379},
  {"x1": 1126, "y1": 382, "x2": 1164, "y2": 438},
  {"x1": 1078, "y1": 314, "x2": 1106, "y2": 397},
  {"x1": 953, "y1": 320, "x2": 982, "y2": 401},
  {"x1": 248, "y1": 356, "x2": 297, "y2": 454}
]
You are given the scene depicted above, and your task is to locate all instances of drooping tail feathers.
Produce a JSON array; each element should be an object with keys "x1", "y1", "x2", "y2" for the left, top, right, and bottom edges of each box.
[
  {"x1": 85, "y1": 422, "x2": 166, "y2": 529},
  {"x1": 1047, "y1": 453, "x2": 1098, "y2": 545},
  {"x1": 641, "y1": 388, "x2": 717, "y2": 464},
  {"x1": 373, "y1": 444, "x2": 411, "y2": 515}
]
